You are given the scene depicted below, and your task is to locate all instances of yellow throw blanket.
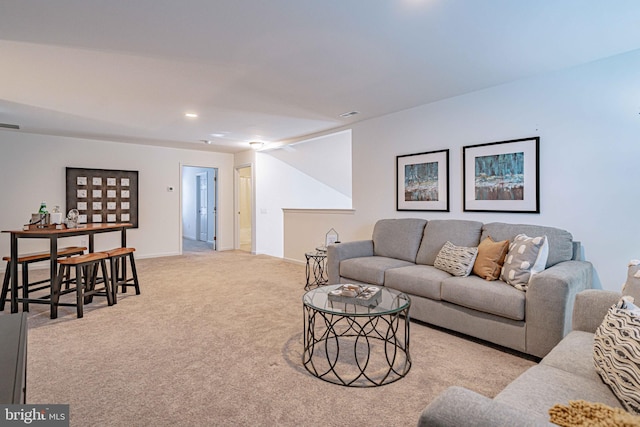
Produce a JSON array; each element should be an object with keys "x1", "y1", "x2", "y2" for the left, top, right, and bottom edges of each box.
[{"x1": 549, "y1": 400, "x2": 640, "y2": 427}]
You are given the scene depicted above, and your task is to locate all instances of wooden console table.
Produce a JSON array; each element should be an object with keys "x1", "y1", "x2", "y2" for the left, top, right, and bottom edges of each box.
[{"x1": 2, "y1": 223, "x2": 132, "y2": 317}]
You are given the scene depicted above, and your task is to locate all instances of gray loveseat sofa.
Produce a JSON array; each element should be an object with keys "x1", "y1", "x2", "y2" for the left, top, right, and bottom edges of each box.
[
  {"x1": 418, "y1": 289, "x2": 625, "y2": 426},
  {"x1": 327, "y1": 218, "x2": 593, "y2": 358}
]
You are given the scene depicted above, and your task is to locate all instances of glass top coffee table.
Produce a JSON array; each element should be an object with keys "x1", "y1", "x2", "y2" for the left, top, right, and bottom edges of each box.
[{"x1": 302, "y1": 284, "x2": 411, "y2": 387}]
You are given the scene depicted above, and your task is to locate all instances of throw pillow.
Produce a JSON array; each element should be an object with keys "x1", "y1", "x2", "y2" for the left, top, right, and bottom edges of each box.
[
  {"x1": 593, "y1": 296, "x2": 640, "y2": 415},
  {"x1": 500, "y1": 234, "x2": 549, "y2": 291},
  {"x1": 472, "y1": 236, "x2": 510, "y2": 281},
  {"x1": 549, "y1": 400, "x2": 640, "y2": 426},
  {"x1": 433, "y1": 241, "x2": 478, "y2": 277},
  {"x1": 623, "y1": 259, "x2": 640, "y2": 301}
]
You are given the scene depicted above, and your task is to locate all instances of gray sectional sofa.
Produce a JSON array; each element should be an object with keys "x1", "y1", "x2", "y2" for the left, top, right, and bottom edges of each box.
[
  {"x1": 327, "y1": 218, "x2": 593, "y2": 358},
  {"x1": 418, "y1": 289, "x2": 625, "y2": 426}
]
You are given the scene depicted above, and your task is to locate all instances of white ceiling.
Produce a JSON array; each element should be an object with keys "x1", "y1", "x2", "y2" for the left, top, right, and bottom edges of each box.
[{"x1": 1, "y1": 0, "x2": 640, "y2": 153}]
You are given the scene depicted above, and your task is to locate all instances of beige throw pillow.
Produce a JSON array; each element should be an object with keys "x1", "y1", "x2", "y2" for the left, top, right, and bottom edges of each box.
[
  {"x1": 472, "y1": 236, "x2": 509, "y2": 281},
  {"x1": 434, "y1": 241, "x2": 478, "y2": 277},
  {"x1": 500, "y1": 234, "x2": 549, "y2": 291}
]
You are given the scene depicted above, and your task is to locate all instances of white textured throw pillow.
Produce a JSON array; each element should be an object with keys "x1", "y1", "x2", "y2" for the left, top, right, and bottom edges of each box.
[
  {"x1": 593, "y1": 296, "x2": 640, "y2": 415},
  {"x1": 500, "y1": 234, "x2": 549, "y2": 291},
  {"x1": 434, "y1": 241, "x2": 478, "y2": 277},
  {"x1": 623, "y1": 260, "x2": 640, "y2": 301}
]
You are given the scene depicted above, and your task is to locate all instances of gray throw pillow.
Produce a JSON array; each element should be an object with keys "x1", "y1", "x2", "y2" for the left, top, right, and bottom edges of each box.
[
  {"x1": 593, "y1": 296, "x2": 640, "y2": 415},
  {"x1": 433, "y1": 241, "x2": 478, "y2": 277},
  {"x1": 500, "y1": 234, "x2": 548, "y2": 291}
]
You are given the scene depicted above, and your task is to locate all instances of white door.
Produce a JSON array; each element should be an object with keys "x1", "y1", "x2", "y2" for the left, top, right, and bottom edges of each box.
[
  {"x1": 197, "y1": 172, "x2": 208, "y2": 242},
  {"x1": 236, "y1": 166, "x2": 252, "y2": 252}
]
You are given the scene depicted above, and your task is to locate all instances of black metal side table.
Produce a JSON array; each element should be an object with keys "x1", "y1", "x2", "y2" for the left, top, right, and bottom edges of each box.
[
  {"x1": 302, "y1": 284, "x2": 411, "y2": 387},
  {"x1": 304, "y1": 250, "x2": 327, "y2": 290}
]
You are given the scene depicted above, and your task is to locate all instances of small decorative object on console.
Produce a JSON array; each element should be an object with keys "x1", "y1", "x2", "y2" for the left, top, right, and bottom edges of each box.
[
  {"x1": 325, "y1": 228, "x2": 339, "y2": 246},
  {"x1": 328, "y1": 284, "x2": 381, "y2": 306},
  {"x1": 316, "y1": 228, "x2": 340, "y2": 253}
]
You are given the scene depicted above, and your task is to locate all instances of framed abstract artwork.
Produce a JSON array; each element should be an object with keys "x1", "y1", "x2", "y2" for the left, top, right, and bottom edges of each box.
[
  {"x1": 396, "y1": 149, "x2": 449, "y2": 211},
  {"x1": 463, "y1": 137, "x2": 539, "y2": 213}
]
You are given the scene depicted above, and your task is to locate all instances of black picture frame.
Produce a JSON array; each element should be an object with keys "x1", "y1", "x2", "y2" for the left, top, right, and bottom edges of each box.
[
  {"x1": 396, "y1": 149, "x2": 449, "y2": 211},
  {"x1": 463, "y1": 137, "x2": 539, "y2": 213},
  {"x1": 66, "y1": 167, "x2": 139, "y2": 228}
]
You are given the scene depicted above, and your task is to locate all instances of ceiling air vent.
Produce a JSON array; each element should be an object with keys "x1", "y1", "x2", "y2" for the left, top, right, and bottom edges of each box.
[
  {"x1": 339, "y1": 111, "x2": 359, "y2": 118},
  {"x1": 0, "y1": 123, "x2": 20, "y2": 130}
]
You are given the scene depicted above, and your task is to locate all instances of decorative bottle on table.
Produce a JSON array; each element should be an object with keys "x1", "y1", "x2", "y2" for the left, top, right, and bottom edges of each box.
[{"x1": 38, "y1": 201, "x2": 48, "y2": 226}]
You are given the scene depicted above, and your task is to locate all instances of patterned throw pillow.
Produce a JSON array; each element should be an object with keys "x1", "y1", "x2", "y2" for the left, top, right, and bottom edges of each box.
[
  {"x1": 472, "y1": 236, "x2": 510, "y2": 281},
  {"x1": 434, "y1": 241, "x2": 478, "y2": 277},
  {"x1": 500, "y1": 234, "x2": 548, "y2": 291},
  {"x1": 593, "y1": 296, "x2": 640, "y2": 415}
]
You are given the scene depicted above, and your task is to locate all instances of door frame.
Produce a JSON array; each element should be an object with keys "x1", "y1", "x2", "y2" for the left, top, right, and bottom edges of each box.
[{"x1": 180, "y1": 164, "x2": 218, "y2": 253}]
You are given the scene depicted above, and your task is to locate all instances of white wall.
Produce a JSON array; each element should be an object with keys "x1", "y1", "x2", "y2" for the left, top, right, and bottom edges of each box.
[
  {"x1": 0, "y1": 132, "x2": 235, "y2": 258},
  {"x1": 255, "y1": 131, "x2": 352, "y2": 257},
  {"x1": 283, "y1": 49, "x2": 640, "y2": 291}
]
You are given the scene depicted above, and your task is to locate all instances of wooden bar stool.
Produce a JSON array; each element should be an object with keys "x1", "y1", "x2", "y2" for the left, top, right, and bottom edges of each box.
[
  {"x1": 103, "y1": 248, "x2": 140, "y2": 304},
  {"x1": 51, "y1": 252, "x2": 113, "y2": 319},
  {"x1": 1, "y1": 246, "x2": 87, "y2": 312}
]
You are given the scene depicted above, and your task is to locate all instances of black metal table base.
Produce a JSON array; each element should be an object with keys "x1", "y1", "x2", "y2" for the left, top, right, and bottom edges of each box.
[{"x1": 302, "y1": 304, "x2": 411, "y2": 387}]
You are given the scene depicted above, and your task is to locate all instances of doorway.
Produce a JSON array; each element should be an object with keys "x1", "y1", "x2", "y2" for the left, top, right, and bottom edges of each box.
[
  {"x1": 236, "y1": 165, "x2": 252, "y2": 252},
  {"x1": 182, "y1": 166, "x2": 218, "y2": 253}
]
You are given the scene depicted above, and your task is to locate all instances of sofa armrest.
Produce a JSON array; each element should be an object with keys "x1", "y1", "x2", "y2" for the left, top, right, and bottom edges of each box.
[
  {"x1": 327, "y1": 240, "x2": 374, "y2": 284},
  {"x1": 525, "y1": 260, "x2": 593, "y2": 358},
  {"x1": 572, "y1": 289, "x2": 621, "y2": 333},
  {"x1": 418, "y1": 386, "x2": 552, "y2": 427}
]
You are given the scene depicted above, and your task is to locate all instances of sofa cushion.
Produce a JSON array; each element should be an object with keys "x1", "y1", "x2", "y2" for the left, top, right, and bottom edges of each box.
[
  {"x1": 541, "y1": 330, "x2": 603, "y2": 384},
  {"x1": 339, "y1": 256, "x2": 414, "y2": 286},
  {"x1": 500, "y1": 234, "x2": 549, "y2": 291},
  {"x1": 384, "y1": 265, "x2": 449, "y2": 300},
  {"x1": 481, "y1": 222, "x2": 573, "y2": 268},
  {"x1": 372, "y1": 218, "x2": 427, "y2": 263},
  {"x1": 593, "y1": 296, "x2": 640, "y2": 415},
  {"x1": 495, "y1": 365, "x2": 623, "y2": 420},
  {"x1": 473, "y1": 236, "x2": 510, "y2": 281},
  {"x1": 440, "y1": 275, "x2": 526, "y2": 321},
  {"x1": 415, "y1": 220, "x2": 483, "y2": 266}
]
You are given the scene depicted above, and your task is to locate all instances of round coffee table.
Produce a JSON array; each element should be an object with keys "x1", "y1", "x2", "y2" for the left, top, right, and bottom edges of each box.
[{"x1": 302, "y1": 284, "x2": 411, "y2": 387}]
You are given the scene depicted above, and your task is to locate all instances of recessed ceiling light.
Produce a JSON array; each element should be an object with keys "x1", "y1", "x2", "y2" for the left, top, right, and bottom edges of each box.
[
  {"x1": 185, "y1": 113, "x2": 198, "y2": 118},
  {"x1": 339, "y1": 111, "x2": 359, "y2": 118},
  {"x1": 200, "y1": 140, "x2": 212, "y2": 144},
  {"x1": 249, "y1": 141, "x2": 264, "y2": 150},
  {"x1": 210, "y1": 133, "x2": 225, "y2": 138}
]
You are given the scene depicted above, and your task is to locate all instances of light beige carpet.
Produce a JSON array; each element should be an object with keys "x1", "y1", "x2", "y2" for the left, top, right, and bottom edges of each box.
[{"x1": 2, "y1": 250, "x2": 536, "y2": 426}]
